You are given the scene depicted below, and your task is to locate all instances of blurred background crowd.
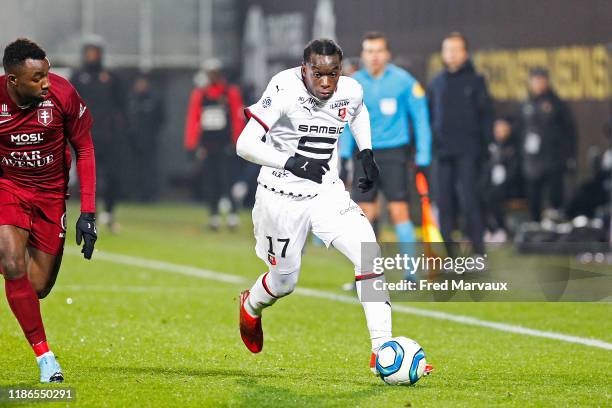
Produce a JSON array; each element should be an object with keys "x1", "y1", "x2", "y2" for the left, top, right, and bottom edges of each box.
[{"x1": 1, "y1": 0, "x2": 610, "y2": 252}]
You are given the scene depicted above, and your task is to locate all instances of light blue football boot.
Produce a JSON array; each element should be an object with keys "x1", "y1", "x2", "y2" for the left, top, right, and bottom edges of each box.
[{"x1": 38, "y1": 352, "x2": 64, "y2": 383}]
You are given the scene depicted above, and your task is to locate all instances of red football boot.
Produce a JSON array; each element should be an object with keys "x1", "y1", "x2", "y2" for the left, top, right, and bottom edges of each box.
[
  {"x1": 239, "y1": 290, "x2": 263, "y2": 353},
  {"x1": 369, "y1": 352, "x2": 379, "y2": 376}
]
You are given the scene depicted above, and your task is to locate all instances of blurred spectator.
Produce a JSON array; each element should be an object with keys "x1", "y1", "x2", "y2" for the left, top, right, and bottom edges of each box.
[
  {"x1": 520, "y1": 67, "x2": 577, "y2": 222},
  {"x1": 427, "y1": 32, "x2": 493, "y2": 255},
  {"x1": 184, "y1": 59, "x2": 245, "y2": 230},
  {"x1": 72, "y1": 37, "x2": 125, "y2": 233},
  {"x1": 483, "y1": 117, "x2": 522, "y2": 242},
  {"x1": 565, "y1": 121, "x2": 611, "y2": 219},
  {"x1": 127, "y1": 73, "x2": 164, "y2": 202}
]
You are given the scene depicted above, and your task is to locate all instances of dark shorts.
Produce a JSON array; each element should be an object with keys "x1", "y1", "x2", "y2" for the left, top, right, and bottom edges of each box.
[
  {"x1": 351, "y1": 146, "x2": 410, "y2": 203},
  {"x1": 0, "y1": 185, "x2": 66, "y2": 256}
]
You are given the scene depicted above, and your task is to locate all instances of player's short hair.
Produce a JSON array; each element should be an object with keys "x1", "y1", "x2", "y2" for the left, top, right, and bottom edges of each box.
[
  {"x1": 442, "y1": 32, "x2": 469, "y2": 51},
  {"x1": 362, "y1": 31, "x2": 390, "y2": 51},
  {"x1": 303, "y1": 39, "x2": 343, "y2": 64},
  {"x1": 2, "y1": 38, "x2": 47, "y2": 72}
]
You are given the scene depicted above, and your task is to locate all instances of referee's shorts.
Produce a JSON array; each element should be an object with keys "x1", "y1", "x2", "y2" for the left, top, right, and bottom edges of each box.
[{"x1": 351, "y1": 146, "x2": 410, "y2": 203}]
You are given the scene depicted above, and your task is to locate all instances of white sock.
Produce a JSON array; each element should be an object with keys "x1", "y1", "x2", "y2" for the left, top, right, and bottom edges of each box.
[
  {"x1": 357, "y1": 280, "x2": 392, "y2": 351},
  {"x1": 36, "y1": 351, "x2": 54, "y2": 363},
  {"x1": 244, "y1": 273, "x2": 278, "y2": 316}
]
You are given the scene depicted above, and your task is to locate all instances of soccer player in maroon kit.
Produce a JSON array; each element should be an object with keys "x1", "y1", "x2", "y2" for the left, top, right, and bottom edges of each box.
[{"x1": 0, "y1": 39, "x2": 97, "y2": 383}]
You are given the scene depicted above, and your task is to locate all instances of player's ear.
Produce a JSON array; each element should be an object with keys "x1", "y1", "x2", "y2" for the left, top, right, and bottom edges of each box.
[
  {"x1": 7, "y1": 74, "x2": 18, "y2": 86},
  {"x1": 301, "y1": 63, "x2": 306, "y2": 78}
]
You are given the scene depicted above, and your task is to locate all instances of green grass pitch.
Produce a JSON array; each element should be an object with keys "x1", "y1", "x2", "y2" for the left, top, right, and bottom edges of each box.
[{"x1": 0, "y1": 203, "x2": 610, "y2": 407}]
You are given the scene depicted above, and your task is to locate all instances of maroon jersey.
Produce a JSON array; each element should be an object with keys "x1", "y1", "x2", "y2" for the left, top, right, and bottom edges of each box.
[{"x1": 0, "y1": 72, "x2": 96, "y2": 212}]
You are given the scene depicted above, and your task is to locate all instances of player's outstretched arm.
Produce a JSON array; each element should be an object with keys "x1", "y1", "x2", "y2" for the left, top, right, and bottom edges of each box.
[{"x1": 236, "y1": 119, "x2": 330, "y2": 183}]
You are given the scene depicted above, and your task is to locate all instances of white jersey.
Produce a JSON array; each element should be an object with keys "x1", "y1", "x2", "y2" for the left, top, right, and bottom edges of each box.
[{"x1": 246, "y1": 67, "x2": 366, "y2": 197}]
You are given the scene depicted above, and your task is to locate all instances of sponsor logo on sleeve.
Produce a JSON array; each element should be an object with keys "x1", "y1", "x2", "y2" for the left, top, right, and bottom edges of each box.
[
  {"x1": 412, "y1": 82, "x2": 425, "y2": 98},
  {"x1": 261, "y1": 97, "x2": 272, "y2": 108},
  {"x1": 79, "y1": 103, "x2": 87, "y2": 118}
]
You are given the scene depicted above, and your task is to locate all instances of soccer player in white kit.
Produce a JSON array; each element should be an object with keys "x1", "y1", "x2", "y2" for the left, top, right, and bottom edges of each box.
[{"x1": 236, "y1": 39, "x2": 392, "y2": 374}]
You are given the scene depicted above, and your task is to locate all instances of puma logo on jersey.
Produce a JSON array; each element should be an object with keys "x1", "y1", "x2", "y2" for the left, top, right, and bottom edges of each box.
[{"x1": 300, "y1": 161, "x2": 309, "y2": 171}]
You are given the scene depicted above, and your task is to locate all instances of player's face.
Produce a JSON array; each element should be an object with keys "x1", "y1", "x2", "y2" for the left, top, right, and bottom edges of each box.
[
  {"x1": 441, "y1": 37, "x2": 468, "y2": 72},
  {"x1": 302, "y1": 54, "x2": 341, "y2": 101},
  {"x1": 8, "y1": 58, "x2": 51, "y2": 106},
  {"x1": 361, "y1": 39, "x2": 390, "y2": 75}
]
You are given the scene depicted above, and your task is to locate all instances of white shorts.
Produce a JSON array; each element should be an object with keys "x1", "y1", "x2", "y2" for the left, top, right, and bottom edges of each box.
[{"x1": 252, "y1": 182, "x2": 376, "y2": 274}]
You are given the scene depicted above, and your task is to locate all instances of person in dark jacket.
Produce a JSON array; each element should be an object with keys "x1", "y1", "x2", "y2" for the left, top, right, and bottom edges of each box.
[
  {"x1": 127, "y1": 73, "x2": 164, "y2": 202},
  {"x1": 72, "y1": 38, "x2": 125, "y2": 233},
  {"x1": 483, "y1": 117, "x2": 522, "y2": 242},
  {"x1": 520, "y1": 68, "x2": 577, "y2": 222},
  {"x1": 427, "y1": 32, "x2": 493, "y2": 255}
]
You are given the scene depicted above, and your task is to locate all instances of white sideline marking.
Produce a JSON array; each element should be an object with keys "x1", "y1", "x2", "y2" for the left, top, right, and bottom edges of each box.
[
  {"x1": 66, "y1": 249, "x2": 612, "y2": 351},
  {"x1": 56, "y1": 284, "x2": 208, "y2": 293}
]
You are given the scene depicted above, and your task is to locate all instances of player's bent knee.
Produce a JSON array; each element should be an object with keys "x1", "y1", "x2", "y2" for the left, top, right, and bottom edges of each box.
[
  {"x1": 267, "y1": 270, "x2": 299, "y2": 297},
  {"x1": 0, "y1": 255, "x2": 26, "y2": 280}
]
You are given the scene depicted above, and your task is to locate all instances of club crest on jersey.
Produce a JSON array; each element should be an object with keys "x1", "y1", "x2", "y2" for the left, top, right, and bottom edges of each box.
[
  {"x1": 267, "y1": 253, "x2": 277, "y2": 266},
  {"x1": 37, "y1": 108, "x2": 53, "y2": 126},
  {"x1": 338, "y1": 107, "x2": 346, "y2": 120}
]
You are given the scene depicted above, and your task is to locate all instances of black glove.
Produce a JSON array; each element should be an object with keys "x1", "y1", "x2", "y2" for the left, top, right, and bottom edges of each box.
[
  {"x1": 76, "y1": 212, "x2": 97, "y2": 260},
  {"x1": 284, "y1": 155, "x2": 330, "y2": 184},
  {"x1": 356, "y1": 149, "x2": 379, "y2": 193}
]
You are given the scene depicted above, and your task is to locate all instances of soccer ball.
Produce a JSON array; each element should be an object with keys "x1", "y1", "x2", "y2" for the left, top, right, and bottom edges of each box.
[{"x1": 376, "y1": 337, "x2": 427, "y2": 385}]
